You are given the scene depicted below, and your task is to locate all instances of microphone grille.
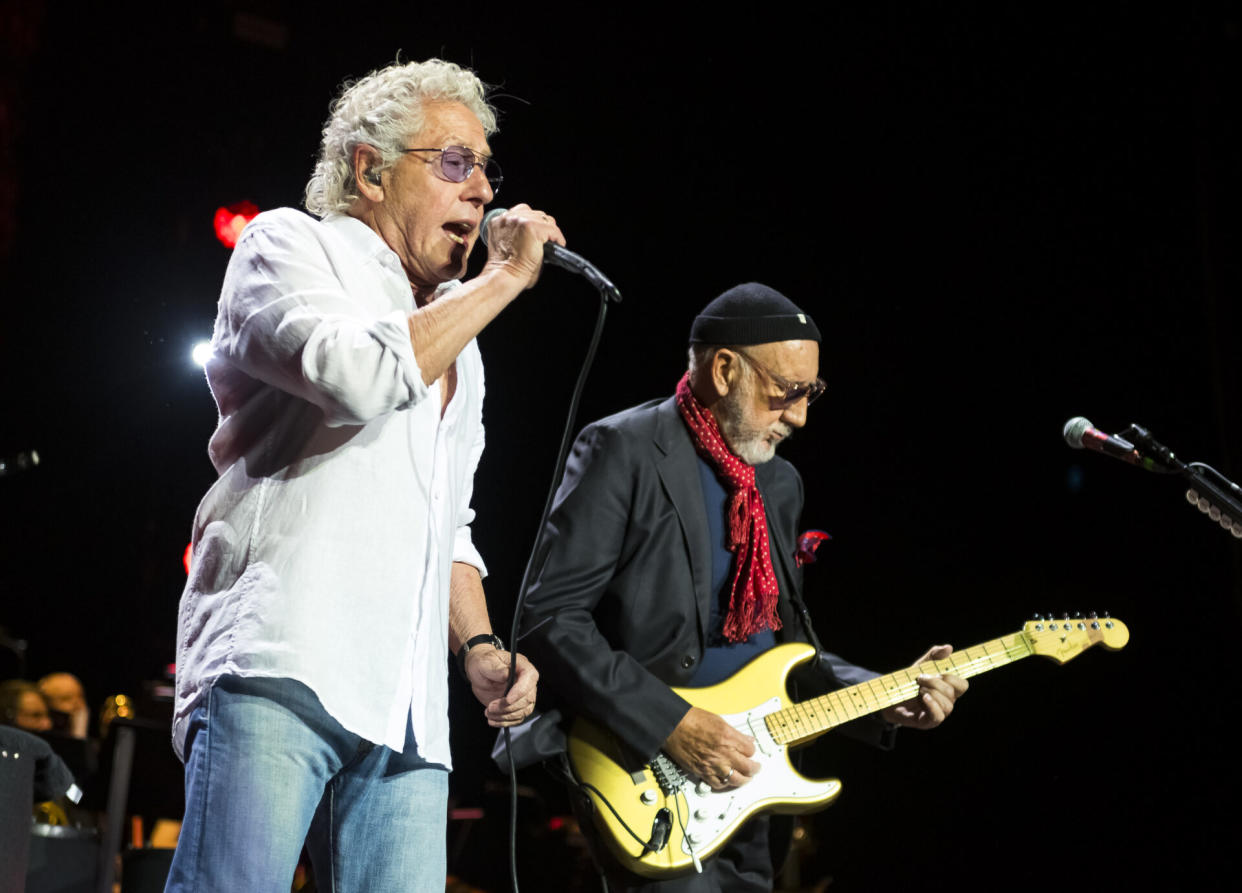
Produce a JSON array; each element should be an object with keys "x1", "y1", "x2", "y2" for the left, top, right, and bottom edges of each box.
[
  {"x1": 479, "y1": 207, "x2": 508, "y2": 247},
  {"x1": 1063, "y1": 416, "x2": 1092, "y2": 449}
]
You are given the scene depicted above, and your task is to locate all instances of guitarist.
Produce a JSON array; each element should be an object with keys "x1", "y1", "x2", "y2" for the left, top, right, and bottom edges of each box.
[{"x1": 518, "y1": 283, "x2": 969, "y2": 892}]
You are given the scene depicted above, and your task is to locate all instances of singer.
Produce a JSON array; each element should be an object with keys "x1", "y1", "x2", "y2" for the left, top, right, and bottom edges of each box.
[
  {"x1": 166, "y1": 59, "x2": 547, "y2": 893},
  {"x1": 519, "y1": 284, "x2": 968, "y2": 891}
]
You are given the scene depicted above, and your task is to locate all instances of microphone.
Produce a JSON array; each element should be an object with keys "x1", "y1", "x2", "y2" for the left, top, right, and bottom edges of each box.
[
  {"x1": 481, "y1": 208, "x2": 622, "y2": 302},
  {"x1": 1062, "y1": 417, "x2": 1147, "y2": 467}
]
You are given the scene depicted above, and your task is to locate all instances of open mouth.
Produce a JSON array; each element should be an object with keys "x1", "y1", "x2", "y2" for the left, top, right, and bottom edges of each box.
[{"x1": 444, "y1": 222, "x2": 473, "y2": 246}]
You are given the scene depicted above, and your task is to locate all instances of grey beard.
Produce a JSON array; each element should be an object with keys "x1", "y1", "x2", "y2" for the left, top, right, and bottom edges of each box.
[{"x1": 715, "y1": 389, "x2": 793, "y2": 465}]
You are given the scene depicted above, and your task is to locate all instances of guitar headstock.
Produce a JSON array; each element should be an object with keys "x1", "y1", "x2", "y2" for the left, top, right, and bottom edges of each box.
[{"x1": 1022, "y1": 614, "x2": 1129, "y2": 663}]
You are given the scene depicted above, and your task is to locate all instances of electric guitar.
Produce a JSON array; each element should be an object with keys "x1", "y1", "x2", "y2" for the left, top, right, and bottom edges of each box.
[{"x1": 568, "y1": 614, "x2": 1129, "y2": 878}]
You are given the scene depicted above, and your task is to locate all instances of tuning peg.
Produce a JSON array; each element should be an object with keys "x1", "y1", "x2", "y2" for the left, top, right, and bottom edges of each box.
[
  {"x1": 1061, "y1": 612, "x2": 1069, "y2": 620},
  {"x1": 1088, "y1": 611, "x2": 1098, "y2": 619},
  {"x1": 1073, "y1": 611, "x2": 1083, "y2": 619},
  {"x1": 1031, "y1": 613, "x2": 1044, "y2": 621}
]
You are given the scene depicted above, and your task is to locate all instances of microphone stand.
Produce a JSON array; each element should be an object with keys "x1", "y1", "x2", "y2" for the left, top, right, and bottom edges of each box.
[{"x1": 1118, "y1": 424, "x2": 1242, "y2": 539}]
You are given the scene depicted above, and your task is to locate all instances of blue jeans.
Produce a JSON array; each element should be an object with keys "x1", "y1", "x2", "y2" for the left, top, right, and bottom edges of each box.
[{"x1": 164, "y1": 675, "x2": 448, "y2": 893}]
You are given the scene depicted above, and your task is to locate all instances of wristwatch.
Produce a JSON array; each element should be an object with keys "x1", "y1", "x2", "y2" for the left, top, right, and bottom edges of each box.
[{"x1": 456, "y1": 633, "x2": 504, "y2": 676}]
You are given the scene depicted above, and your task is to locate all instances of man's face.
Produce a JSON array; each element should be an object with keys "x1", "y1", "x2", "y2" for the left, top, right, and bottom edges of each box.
[
  {"x1": 714, "y1": 339, "x2": 820, "y2": 465},
  {"x1": 15, "y1": 691, "x2": 52, "y2": 732},
  {"x1": 373, "y1": 101, "x2": 494, "y2": 291},
  {"x1": 40, "y1": 674, "x2": 86, "y2": 715}
]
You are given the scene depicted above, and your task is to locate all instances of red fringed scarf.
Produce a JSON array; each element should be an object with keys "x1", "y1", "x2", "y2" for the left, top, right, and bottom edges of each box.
[{"x1": 675, "y1": 372, "x2": 782, "y2": 642}]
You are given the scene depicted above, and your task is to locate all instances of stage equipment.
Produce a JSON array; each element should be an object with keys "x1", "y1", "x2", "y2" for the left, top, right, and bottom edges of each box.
[
  {"x1": 1063, "y1": 416, "x2": 1242, "y2": 538},
  {"x1": 0, "y1": 448, "x2": 39, "y2": 477}
]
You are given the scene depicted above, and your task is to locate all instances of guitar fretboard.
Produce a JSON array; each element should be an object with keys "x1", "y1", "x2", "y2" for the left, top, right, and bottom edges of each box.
[{"x1": 765, "y1": 632, "x2": 1034, "y2": 746}]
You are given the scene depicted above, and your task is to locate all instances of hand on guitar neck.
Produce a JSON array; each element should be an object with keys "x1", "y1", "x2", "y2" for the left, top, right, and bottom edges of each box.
[
  {"x1": 880, "y1": 644, "x2": 970, "y2": 729},
  {"x1": 663, "y1": 706, "x2": 763, "y2": 791}
]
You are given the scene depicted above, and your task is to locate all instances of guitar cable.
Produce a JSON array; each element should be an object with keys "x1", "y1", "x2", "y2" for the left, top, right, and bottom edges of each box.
[
  {"x1": 580, "y1": 776, "x2": 700, "y2": 872},
  {"x1": 576, "y1": 781, "x2": 656, "y2": 850}
]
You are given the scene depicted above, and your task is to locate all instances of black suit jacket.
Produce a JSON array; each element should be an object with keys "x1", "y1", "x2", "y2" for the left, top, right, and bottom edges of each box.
[{"x1": 519, "y1": 397, "x2": 888, "y2": 762}]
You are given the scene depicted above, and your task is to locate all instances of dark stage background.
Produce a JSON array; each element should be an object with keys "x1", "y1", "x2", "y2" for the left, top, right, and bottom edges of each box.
[{"x1": 2, "y1": 3, "x2": 1239, "y2": 890}]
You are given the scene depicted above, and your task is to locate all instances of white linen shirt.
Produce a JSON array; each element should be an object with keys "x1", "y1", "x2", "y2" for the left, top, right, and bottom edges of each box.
[{"x1": 173, "y1": 208, "x2": 487, "y2": 768}]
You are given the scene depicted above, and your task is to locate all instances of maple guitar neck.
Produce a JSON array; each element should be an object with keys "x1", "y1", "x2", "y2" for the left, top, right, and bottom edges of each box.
[{"x1": 766, "y1": 615, "x2": 1128, "y2": 747}]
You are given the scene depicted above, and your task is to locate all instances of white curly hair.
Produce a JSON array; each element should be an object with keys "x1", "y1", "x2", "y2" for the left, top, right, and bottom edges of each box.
[{"x1": 304, "y1": 58, "x2": 497, "y2": 216}]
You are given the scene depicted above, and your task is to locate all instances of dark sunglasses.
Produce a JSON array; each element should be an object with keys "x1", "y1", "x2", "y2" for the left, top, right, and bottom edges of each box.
[{"x1": 733, "y1": 348, "x2": 826, "y2": 408}]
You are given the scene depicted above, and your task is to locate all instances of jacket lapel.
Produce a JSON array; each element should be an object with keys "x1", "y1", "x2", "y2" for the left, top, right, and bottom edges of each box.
[{"x1": 653, "y1": 399, "x2": 713, "y2": 638}]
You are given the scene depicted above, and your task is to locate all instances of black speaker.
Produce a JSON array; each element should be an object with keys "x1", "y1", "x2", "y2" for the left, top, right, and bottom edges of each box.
[
  {"x1": 121, "y1": 849, "x2": 175, "y2": 893},
  {"x1": 25, "y1": 827, "x2": 98, "y2": 893}
]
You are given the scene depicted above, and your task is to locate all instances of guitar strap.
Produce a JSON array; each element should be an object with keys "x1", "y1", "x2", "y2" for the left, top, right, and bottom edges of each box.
[{"x1": 788, "y1": 595, "x2": 826, "y2": 657}]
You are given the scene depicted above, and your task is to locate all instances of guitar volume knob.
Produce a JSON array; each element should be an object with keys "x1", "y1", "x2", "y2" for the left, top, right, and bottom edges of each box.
[{"x1": 640, "y1": 790, "x2": 658, "y2": 805}]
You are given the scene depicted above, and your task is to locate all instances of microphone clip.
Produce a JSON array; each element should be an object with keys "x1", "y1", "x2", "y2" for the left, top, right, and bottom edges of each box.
[{"x1": 1117, "y1": 424, "x2": 1182, "y2": 473}]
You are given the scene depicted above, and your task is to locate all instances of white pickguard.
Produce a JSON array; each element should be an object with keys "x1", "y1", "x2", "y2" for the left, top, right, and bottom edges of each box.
[{"x1": 671, "y1": 697, "x2": 842, "y2": 861}]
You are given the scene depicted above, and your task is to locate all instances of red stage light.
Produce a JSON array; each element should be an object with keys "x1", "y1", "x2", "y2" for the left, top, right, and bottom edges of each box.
[
  {"x1": 183, "y1": 542, "x2": 192, "y2": 574},
  {"x1": 213, "y1": 201, "x2": 260, "y2": 248}
]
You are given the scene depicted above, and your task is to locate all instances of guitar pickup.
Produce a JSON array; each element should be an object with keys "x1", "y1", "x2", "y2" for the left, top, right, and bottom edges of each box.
[{"x1": 744, "y1": 698, "x2": 783, "y2": 756}]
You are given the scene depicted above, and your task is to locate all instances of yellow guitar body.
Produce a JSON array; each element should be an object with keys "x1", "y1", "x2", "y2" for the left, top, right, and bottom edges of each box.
[
  {"x1": 566, "y1": 614, "x2": 1129, "y2": 879},
  {"x1": 568, "y1": 642, "x2": 841, "y2": 878}
]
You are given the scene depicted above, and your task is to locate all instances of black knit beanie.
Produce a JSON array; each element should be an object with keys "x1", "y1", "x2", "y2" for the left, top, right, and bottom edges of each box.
[{"x1": 689, "y1": 282, "x2": 821, "y2": 345}]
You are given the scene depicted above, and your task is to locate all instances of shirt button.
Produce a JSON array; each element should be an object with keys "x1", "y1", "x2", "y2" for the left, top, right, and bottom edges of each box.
[{"x1": 681, "y1": 655, "x2": 696, "y2": 669}]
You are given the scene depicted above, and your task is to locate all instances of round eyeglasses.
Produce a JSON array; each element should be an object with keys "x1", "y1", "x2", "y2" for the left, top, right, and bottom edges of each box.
[{"x1": 400, "y1": 145, "x2": 503, "y2": 194}]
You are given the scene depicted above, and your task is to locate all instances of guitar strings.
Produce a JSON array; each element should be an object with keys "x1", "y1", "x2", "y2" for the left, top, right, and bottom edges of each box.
[{"x1": 770, "y1": 638, "x2": 1036, "y2": 739}]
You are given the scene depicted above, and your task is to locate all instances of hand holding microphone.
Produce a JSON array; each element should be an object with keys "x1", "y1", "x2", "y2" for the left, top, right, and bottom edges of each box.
[
  {"x1": 482, "y1": 206, "x2": 622, "y2": 302},
  {"x1": 479, "y1": 204, "x2": 566, "y2": 291}
]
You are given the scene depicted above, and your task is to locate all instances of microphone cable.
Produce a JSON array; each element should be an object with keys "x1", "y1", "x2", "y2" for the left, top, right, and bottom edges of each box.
[{"x1": 501, "y1": 281, "x2": 614, "y2": 893}]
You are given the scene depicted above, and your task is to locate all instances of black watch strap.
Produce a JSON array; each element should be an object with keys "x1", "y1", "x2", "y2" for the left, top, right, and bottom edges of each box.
[{"x1": 456, "y1": 633, "x2": 504, "y2": 676}]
